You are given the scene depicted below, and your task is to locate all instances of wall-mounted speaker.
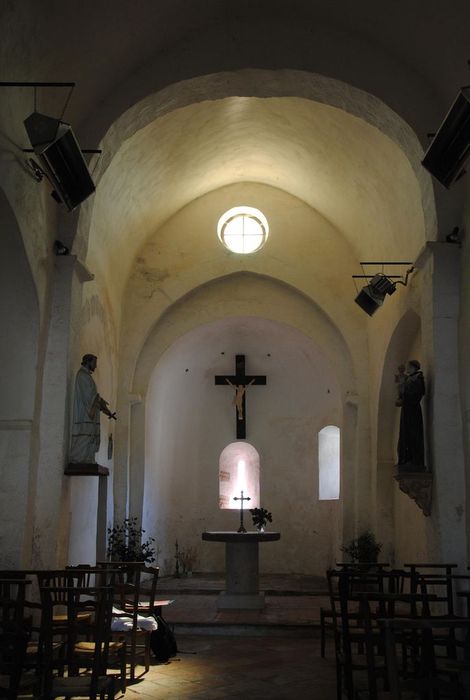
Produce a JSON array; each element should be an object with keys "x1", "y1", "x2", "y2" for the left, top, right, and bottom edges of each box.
[
  {"x1": 422, "y1": 86, "x2": 470, "y2": 188},
  {"x1": 24, "y1": 111, "x2": 95, "y2": 211}
]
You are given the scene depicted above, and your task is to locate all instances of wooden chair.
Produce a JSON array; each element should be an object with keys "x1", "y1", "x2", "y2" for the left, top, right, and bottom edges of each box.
[
  {"x1": 39, "y1": 586, "x2": 116, "y2": 700},
  {"x1": 327, "y1": 569, "x2": 381, "y2": 700},
  {"x1": 111, "y1": 567, "x2": 157, "y2": 682},
  {"x1": 405, "y1": 563, "x2": 461, "y2": 659},
  {"x1": 0, "y1": 625, "x2": 30, "y2": 699},
  {"x1": 0, "y1": 579, "x2": 38, "y2": 699},
  {"x1": 64, "y1": 568, "x2": 127, "y2": 692},
  {"x1": 0, "y1": 579, "x2": 31, "y2": 627},
  {"x1": 327, "y1": 569, "x2": 432, "y2": 700},
  {"x1": 366, "y1": 616, "x2": 470, "y2": 699},
  {"x1": 123, "y1": 565, "x2": 160, "y2": 615}
]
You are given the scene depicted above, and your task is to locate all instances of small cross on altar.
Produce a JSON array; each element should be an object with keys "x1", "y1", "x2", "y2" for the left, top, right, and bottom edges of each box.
[
  {"x1": 233, "y1": 490, "x2": 251, "y2": 533},
  {"x1": 215, "y1": 354, "x2": 267, "y2": 439}
]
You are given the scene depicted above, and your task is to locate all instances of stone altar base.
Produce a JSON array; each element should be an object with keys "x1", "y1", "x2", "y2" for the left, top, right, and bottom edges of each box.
[
  {"x1": 218, "y1": 591, "x2": 265, "y2": 609},
  {"x1": 202, "y1": 531, "x2": 281, "y2": 611}
]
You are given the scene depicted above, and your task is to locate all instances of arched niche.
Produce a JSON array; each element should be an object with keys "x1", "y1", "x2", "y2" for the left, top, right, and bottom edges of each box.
[
  {"x1": 219, "y1": 442, "x2": 260, "y2": 510},
  {"x1": 375, "y1": 309, "x2": 434, "y2": 564},
  {"x1": 377, "y1": 309, "x2": 422, "y2": 464},
  {"x1": 0, "y1": 189, "x2": 39, "y2": 567},
  {"x1": 140, "y1": 314, "x2": 343, "y2": 575}
]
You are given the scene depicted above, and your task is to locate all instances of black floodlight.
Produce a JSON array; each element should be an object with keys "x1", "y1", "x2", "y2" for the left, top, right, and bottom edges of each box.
[
  {"x1": 422, "y1": 86, "x2": 470, "y2": 188},
  {"x1": 355, "y1": 274, "x2": 397, "y2": 316},
  {"x1": 24, "y1": 111, "x2": 95, "y2": 211}
]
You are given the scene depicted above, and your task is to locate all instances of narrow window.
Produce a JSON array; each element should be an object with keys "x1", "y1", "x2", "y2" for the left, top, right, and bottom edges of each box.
[
  {"x1": 318, "y1": 425, "x2": 340, "y2": 500},
  {"x1": 219, "y1": 442, "x2": 260, "y2": 509}
]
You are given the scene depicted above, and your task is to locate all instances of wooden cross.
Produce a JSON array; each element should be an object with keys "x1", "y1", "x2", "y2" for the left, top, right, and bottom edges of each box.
[
  {"x1": 215, "y1": 354, "x2": 267, "y2": 438},
  {"x1": 233, "y1": 490, "x2": 251, "y2": 533}
]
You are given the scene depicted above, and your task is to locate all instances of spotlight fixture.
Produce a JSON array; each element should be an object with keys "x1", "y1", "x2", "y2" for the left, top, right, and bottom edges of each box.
[
  {"x1": 355, "y1": 274, "x2": 396, "y2": 316},
  {"x1": 24, "y1": 111, "x2": 95, "y2": 211},
  {"x1": 422, "y1": 86, "x2": 470, "y2": 188},
  {"x1": 353, "y1": 264, "x2": 414, "y2": 317}
]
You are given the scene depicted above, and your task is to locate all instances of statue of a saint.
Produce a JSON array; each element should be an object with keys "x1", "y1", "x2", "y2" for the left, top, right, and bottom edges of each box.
[
  {"x1": 396, "y1": 360, "x2": 426, "y2": 471},
  {"x1": 69, "y1": 354, "x2": 116, "y2": 464}
]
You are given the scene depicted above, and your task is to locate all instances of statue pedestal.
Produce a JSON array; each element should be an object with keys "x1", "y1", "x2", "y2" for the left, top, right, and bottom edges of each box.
[
  {"x1": 202, "y1": 531, "x2": 280, "y2": 610},
  {"x1": 394, "y1": 470, "x2": 433, "y2": 516},
  {"x1": 64, "y1": 463, "x2": 109, "y2": 559},
  {"x1": 64, "y1": 462, "x2": 109, "y2": 476}
]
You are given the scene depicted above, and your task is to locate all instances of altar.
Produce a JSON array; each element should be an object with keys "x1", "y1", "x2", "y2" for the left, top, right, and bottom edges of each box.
[{"x1": 202, "y1": 531, "x2": 281, "y2": 609}]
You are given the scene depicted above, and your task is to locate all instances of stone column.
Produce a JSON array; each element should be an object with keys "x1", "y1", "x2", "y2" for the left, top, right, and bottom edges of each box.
[
  {"x1": 417, "y1": 242, "x2": 466, "y2": 565},
  {"x1": 341, "y1": 400, "x2": 358, "y2": 544},
  {"x1": 27, "y1": 254, "x2": 93, "y2": 568},
  {"x1": 129, "y1": 397, "x2": 145, "y2": 522}
]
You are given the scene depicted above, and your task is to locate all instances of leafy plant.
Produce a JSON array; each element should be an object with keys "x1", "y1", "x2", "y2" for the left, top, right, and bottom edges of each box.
[
  {"x1": 249, "y1": 507, "x2": 273, "y2": 530},
  {"x1": 341, "y1": 530, "x2": 382, "y2": 564},
  {"x1": 107, "y1": 517, "x2": 156, "y2": 563}
]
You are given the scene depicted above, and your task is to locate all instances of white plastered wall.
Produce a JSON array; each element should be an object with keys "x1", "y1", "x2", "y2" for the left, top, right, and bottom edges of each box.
[{"x1": 143, "y1": 316, "x2": 343, "y2": 576}]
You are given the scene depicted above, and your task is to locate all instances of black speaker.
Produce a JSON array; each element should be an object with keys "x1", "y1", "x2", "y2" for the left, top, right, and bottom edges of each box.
[
  {"x1": 422, "y1": 87, "x2": 470, "y2": 188},
  {"x1": 24, "y1": 111, "x2": 95, "y2": 211}
]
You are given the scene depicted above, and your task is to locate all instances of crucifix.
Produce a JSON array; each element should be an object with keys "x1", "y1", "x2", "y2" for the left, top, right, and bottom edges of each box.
[
  {"x1": 233, "y1": 490, "x2": 251, "y2": 533},
  {"x1": 215, "y1": 354, "x2": 267, "y2": 438}
]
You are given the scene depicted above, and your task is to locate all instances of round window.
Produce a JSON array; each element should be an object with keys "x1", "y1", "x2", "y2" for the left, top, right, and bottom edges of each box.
[{"x1": 217, "y1": 206, "x2": 269, "y2": 254}]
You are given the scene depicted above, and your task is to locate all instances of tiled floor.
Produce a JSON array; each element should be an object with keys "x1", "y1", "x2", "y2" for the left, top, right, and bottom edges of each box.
[
  {"x1": 122, "y1": 573, "x2": 337, "y2": 698},
  {"x1": 160, "y1": 573, "x2": 329, "y2": 631},
  {"x1": 126, "y1": 635, "x2": 338, "y2": 699}
]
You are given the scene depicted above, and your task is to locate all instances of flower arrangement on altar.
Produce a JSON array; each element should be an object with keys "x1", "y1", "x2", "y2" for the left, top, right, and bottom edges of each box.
[{"x1": 249, "y1": 507, "x2": 273, "y2": 532}]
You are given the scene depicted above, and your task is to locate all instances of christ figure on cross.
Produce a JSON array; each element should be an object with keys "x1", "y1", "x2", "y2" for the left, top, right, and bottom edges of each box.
[
  {"x1": 225, "y1": 378, "x2": 255, "y2": 420},
  {"x1": 215, "y1": 354, "x2": 267, "y2": 439}
]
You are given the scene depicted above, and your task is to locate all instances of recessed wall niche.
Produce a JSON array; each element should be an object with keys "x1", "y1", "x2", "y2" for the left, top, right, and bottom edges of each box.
[{"x1": 219, "y1": 441, "x2": 260, "y2": 509}]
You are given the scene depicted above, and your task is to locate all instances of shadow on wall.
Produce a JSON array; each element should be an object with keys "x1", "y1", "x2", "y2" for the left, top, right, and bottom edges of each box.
[{"x1": 0, "y1": 188, "x2": 40, "y2": 567}]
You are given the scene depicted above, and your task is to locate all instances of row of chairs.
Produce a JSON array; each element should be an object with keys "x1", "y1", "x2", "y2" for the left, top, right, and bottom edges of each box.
[
  {"x1": 0, "y1": 562, "x2": 161, "y2": 698},
  {"x1": 324, "y1": 563, "x2": 470, "y2": 699}
]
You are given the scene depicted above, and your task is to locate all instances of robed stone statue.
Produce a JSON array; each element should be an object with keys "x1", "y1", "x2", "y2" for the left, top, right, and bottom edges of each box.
[
  {"x1": 69, "y1": 354, "x2": 116, "y2": 464},
  {"x1": 396, "y1": 359, "x2": 426, "y2": 472}
]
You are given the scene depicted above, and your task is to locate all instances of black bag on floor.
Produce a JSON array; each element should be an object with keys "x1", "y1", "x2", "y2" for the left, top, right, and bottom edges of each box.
[{"x1": 150, "y1": 615, "x2": 178, "y2": 662}]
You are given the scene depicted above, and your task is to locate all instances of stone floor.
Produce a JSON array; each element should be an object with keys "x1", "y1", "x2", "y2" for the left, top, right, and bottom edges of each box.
[
  {"x1": 159, "y1": 573, "x2": 329, "y2": 633},
  {"x1": 125, "y1": 635, "x2": 338, "y2": 699},
  {"x1": 119, "y1": 573, "x2": 338, "y2": 698}
]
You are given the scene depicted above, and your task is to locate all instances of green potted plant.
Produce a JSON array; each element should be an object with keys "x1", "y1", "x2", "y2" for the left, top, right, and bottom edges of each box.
[
  {"x1": 107, "y1": 517, "x2": 156, "y2": 564},
  {"x1": 341, "y1": 530, "x2": 382, "y2": 569},
  {"x1": 249, "y1": 507, "x2": 273, "y2": 532}
]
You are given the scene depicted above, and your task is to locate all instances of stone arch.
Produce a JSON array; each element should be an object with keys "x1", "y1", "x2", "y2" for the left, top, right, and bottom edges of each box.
[
  {"x1": 140, "y1": 313, "x2": 345, "y2": 576},
  {"x1": 132, "y1": 272, "x2": 357, "y2": 398},
  {"x1": 75, "y1": 69, "x2": 436, "y2": 276},
  {"x1": 0, "y1": 188, "x2": 40, "y2": 566}
]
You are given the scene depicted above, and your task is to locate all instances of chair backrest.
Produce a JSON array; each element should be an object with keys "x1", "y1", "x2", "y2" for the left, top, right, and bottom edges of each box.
[
  {"x1": 378, "y1": 616, "x2": 470, "y2": 699},
  {"x1": 404, "y1": 563, "x2": 457, "y2": 616},
  {"x1": 36, "y1": 570, "x2": 88, "y2": 595},
  {"x1": 139, "y1": 566, "x2": 159, "y2": 614},
  {"x1": 39, "y1": 586, "x2": 114, "y2": 696},
  {"x1": 66, "y1": 565, "x2": 124, "y2": 588},
  {"x1": 0, "y1": 579, "x2": 31, "y2": 626}
]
